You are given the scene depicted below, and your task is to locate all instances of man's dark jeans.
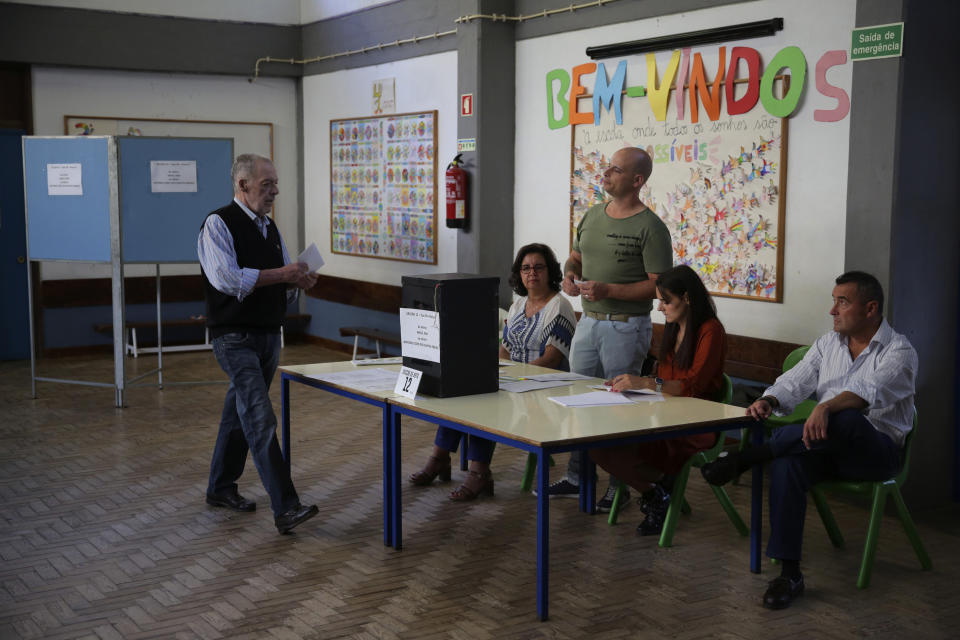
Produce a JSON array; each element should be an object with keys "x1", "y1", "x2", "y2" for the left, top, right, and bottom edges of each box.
[{"x1": 207, "y1": 331, "x2": 299, "y2": 517}]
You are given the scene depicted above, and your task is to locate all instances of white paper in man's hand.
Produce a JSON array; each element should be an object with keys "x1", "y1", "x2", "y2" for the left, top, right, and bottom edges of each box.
[{"x1": 297, "y1": 243, "x2": 325, "y2": 273}]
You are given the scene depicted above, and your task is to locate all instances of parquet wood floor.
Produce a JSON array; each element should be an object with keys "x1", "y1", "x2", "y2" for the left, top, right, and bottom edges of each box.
[{"x1": 1, "y1": 345, "x2": 958, "y2": 639}]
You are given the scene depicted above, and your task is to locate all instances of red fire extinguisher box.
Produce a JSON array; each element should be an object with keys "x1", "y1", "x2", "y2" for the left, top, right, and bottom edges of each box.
[
  {"x1": 445, "y1": 154, "x2": 467, "y2": 229},
  {"x1": 401, "y1": 273, "x2": 499, "y2": 397}
]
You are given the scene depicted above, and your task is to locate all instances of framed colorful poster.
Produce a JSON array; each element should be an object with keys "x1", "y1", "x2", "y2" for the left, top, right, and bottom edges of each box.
[
  {"x1": 330, "y1": 110, "x2": 437, "y2": 264},
  {"x1": 571, "y1": 80, "x2": 788, "y2": 302}
]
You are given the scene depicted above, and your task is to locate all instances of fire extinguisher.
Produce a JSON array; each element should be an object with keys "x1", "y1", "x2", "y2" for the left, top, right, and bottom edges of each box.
[{"x1": 445, "y1": 153, "x2": 467, "y2": 229}]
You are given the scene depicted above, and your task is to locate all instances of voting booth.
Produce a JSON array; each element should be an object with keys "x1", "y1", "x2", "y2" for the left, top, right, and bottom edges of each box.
[
  {"x1": 23, "y1": 135, "x2": 233, "y2": 406},
  {"x1": 400, "y1": 273, "x2": 499, "y2": 398}
]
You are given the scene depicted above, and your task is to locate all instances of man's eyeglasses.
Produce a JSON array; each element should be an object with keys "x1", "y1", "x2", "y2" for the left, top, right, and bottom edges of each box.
[{"x1": 520, "y1": 264, "x2": 547, "y2": 274}]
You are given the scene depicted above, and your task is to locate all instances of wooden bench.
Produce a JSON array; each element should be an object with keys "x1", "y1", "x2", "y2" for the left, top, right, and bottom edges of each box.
[
  {"x1": 339, "y1": 326, "x2": 401, "y2": 360},
  {"x1": 94, "y1": 313, "x2": 311, "y2": 357}
]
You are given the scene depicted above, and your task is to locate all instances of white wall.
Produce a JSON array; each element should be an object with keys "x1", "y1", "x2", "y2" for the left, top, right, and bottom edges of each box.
[
  {"x1": 31, "y1": 66, "x2": 300, "y2": 280},
  {"x1": 515, "y1": 0, "x2": 855, "y2": 345},
  {"x1": 302, "y1": 50, "x2": 458, "y2": 285}
]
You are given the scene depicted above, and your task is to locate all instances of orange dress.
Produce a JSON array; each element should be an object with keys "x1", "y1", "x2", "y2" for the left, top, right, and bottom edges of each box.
[{"x1": 632, "y1": 317, "x2": 727, "y2": 474}]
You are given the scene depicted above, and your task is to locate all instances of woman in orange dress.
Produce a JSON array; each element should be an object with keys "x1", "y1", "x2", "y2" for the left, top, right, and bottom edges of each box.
[{"x1": 591, "y1": 264, "x2": 727, "y2": 536}]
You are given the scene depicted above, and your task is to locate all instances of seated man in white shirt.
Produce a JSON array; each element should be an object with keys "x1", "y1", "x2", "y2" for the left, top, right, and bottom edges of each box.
[{"x1": 701, "y1": 271, "x2": 917, "y2": 610}]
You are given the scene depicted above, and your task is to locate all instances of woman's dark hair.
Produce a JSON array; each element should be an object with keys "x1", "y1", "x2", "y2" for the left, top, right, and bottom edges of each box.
[
  {"x1": 509, "y1": 243, "x2": 563, "y2": 296},
  {"x1": 657, "y1": 264, "x2": 718, "y2": 370}
]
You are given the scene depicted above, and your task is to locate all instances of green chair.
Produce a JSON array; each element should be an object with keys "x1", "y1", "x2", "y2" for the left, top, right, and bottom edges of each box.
[
  {"x1": 608, "y1": 373, "x2": 749, "y2": 547},
  {"x1": 808, "y1": 410, "x2": 931, "y2": 588},
  {"x1": 739, "y1": 346, "x2": 816, "y2": 455}
]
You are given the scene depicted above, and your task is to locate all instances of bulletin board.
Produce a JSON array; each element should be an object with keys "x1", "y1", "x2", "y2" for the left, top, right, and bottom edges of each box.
[
  {"x1": 330, "y1": 110, "x2": 438, "y2": 264},
  {"x1": 23, "y1": 136, "x2": 114, "y2": 262},
  {"x1": 117, "y1": 136, "x2": 233, "y2": 263},
  {"x1": 571, "y1": 80, "x2": 788, "y2": 302}
]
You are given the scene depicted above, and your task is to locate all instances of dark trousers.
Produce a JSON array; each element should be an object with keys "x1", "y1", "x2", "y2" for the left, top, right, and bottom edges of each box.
[
  {"x1": 207, "y1": 331, "x2": 299, "y2": 517},
  {"x1": 766, "y1": 409, "x2": 901, "y2": 561},
  {"x1": 434, "y1": 427, "x2": 496, "y2": 464}
]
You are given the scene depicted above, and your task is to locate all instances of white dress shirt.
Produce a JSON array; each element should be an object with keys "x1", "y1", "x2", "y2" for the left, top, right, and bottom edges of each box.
[
  {"x1": 764, "y1": 319, "x2": 917, "y2": 447},
  {"x1": 197, "y1": 198, "x2": 297, "y2": 305}
]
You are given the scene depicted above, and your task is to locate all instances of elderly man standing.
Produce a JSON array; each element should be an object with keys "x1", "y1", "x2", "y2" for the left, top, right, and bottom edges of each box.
[
  {"x1": 701, "y1": 271, "x2": 917, "y2": 609},
  {"x1": 198, "y1": 153, "x2": 319, "y2": 534},
  {"x1": 547, "y1": 146, "x2": 673, "y2": 521}
]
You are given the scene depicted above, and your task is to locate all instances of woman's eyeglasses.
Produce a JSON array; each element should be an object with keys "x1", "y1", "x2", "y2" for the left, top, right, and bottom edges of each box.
[{"x1": 520, "y1": 264, "x2": 547, "y2": 273}]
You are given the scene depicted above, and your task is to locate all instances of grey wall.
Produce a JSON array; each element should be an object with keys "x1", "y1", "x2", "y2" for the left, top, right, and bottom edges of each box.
[
  {"x1": 886, "y1": 0, "x2": 959, "y2": 506},
  {"x1": 299, "y1": 0, "x2": 459, "y2": 75},
  {"x1": 844, "y1": 0, "x2": 959, "y2": 508},
  {"x1": 454, "y1": 0, "x2": 516, "y2": 304},
  {"x1": 0, "y1": 2, "x2": 300, "y2": 77}
]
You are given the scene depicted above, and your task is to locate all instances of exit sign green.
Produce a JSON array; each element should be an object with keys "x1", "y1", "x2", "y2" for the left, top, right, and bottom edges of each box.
[{"x1": 851, "y1": 22, "x2": 904, "y2": 61}]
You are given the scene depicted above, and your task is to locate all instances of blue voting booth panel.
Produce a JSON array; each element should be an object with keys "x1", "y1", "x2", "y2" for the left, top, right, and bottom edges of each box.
[
  {"x1": 118, "y1": 137, "x2": 233, "y2": 263},
  {"x1": 24, "y1": 136, "x2": 113, "y2": 262}
]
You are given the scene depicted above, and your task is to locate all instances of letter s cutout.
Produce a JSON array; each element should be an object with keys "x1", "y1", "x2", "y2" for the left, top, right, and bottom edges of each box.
[{"x1": 814, "y1": 50, "x2": 850, "y2": 122}]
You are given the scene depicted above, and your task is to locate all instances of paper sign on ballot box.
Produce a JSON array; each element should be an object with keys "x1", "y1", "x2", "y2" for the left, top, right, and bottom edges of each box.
[{"x1": 399, "y1": 307, "x2": 440, "y2": 363}]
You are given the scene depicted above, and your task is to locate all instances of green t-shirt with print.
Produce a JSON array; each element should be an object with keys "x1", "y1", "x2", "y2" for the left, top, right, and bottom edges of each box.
[{"x1": 572, "y1": 202, "x2": 673, "y2": 315}]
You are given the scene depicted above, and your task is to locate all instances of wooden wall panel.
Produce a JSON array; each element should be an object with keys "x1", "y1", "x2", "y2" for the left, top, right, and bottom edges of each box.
[{"x1": 305, "y1": 274, "x2": 402, "y2": 315}]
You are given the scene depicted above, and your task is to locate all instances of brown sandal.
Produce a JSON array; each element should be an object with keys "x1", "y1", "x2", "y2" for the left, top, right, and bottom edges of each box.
[
  {"x1": 409, "y1": 454, "x2": 452, "y2": 486},
  {"x1": 449, "y1": 470, "x2": 494, "y2": 501}
]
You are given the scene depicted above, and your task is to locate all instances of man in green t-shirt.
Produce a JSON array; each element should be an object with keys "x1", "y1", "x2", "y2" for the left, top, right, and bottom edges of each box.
[{"x1": 545, "y1": 147, "x2": 673, "y2": 524}]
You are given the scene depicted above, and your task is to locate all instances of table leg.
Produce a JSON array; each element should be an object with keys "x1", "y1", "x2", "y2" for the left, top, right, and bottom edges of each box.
[
  {"x1": 578, "y1": 449, "x2": 596, "y2": 514},
  {"x1": 382, "y1": 403, "x2": 392, "y2": 546},
  {"x1": 281, "y1": 375, "x2": 290, "y2": 474},
  {"x1": 391, "y1": 408, "x2": 403, "y2": 550},
  {"x1": 750, "y1": 420, "x2": 763, "y2": 573},
  {"x1": 536, "y1": 448, "x2": 550, "y2": 621}
]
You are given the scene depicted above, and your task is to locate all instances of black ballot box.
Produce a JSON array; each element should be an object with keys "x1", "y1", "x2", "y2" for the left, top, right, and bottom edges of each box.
[{"x1": 400, "y1": 273, "x2": 499, "y2": 398}]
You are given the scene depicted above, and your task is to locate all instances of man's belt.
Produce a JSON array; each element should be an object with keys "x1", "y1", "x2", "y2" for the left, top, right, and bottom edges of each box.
[{"x1": 582, "y1": 310, "x2": 644, "y2": 322}]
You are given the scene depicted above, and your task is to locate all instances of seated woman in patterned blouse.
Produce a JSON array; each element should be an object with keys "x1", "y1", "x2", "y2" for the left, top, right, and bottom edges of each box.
[
  {"x1": 591, "y1": 264, "x2": 727, "y2": 535},
  {"x1": 409, "y1": 242, "x2": 577, "y2": 501}
]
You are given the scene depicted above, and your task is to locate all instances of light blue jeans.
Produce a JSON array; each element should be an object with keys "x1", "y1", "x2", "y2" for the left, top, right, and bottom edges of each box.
[{"x1": 566, "y1": 314, "x2": 652, "y2": 485}]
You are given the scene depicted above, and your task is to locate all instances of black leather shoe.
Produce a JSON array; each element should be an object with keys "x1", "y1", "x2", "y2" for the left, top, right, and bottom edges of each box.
[
  {"x1": 700, "y1": 452, "x2": 741, "y2": 486},
  {"x1": 763, "y1": 574, "x2": 804, "y2": 610},
  {"x1": 275, "y1": 504, "x2": 319, "y2": 534},
  {"x1": 206, "y1": 490, "x2": 256, "y2": 512}
]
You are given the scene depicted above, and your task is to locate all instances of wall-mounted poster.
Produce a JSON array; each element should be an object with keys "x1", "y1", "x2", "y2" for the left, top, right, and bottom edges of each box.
[
  {"x1": 571, "y1": 80, "x2": 788, "y2": 302},
  {"x1": 330, "y1": 110, "x2": 437, "y2": 264}
]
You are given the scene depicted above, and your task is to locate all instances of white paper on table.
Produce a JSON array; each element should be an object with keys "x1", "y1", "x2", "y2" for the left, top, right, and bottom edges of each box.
[
  {"x1": 526, "y1": 372, "x2": 592, "y2": 382},
  {"x1": 498, "y1": 380, "x2": 573, "y2": 393},
  {"x1": 589, "y1": 384, "x2": 665, "y2": 402},
  {"x1": 352, "y1": 356, "x2": 402, "y2": 366},
  {"x1": 548, "y1": 391, "x2": 637, "y2": 407},
  {"x1": 399, "y1": 307, "x2": 440, "y2": 363},
  {"x1": 590, "y1": 384, "x2": 660, "y2": 395},
  {"x1": 297, "y1": 243, "x2": 325, "y2": 272},
  {"x1": 498, "y1": 359, "x2": 518, "y2": 367},
  {"x1": 306, "y1": 368, "x2": 398, "y2": 391}
]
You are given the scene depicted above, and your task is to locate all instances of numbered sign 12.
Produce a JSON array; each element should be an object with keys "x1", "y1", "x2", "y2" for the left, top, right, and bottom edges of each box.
[{"x1": 394, "y1": 366, "x2": 423, "y2": 399}]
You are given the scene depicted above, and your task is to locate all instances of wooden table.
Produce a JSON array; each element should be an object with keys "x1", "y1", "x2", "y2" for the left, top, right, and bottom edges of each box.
[{"x1": 279, "y1": 361, "x2": 758, "y2": 621}]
